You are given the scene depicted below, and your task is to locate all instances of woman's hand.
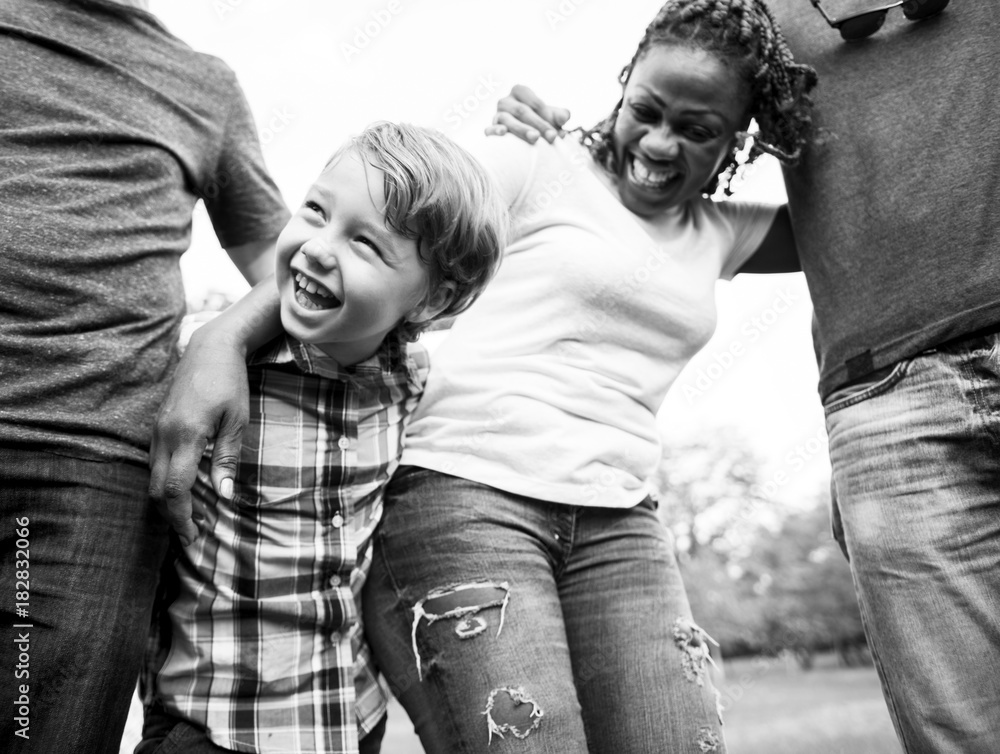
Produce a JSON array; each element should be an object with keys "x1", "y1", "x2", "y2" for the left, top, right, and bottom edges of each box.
[{"x1": 486, "y1": 84, "x2": 571, "y2": 144}]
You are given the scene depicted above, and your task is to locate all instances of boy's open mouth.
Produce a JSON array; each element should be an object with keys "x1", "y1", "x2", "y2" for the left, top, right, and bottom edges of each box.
[{"x1": 294, "y1": 272, "x2": 342, "y2": 310}]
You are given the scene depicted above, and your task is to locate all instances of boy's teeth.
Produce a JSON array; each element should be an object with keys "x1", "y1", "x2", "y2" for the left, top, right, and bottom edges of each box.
[
  {"x1": 295, "y1": 272, "x2": 334, "y2": 299},
  {"x1": 293, "y1": 272, "x2": 340, "y2": 309}
]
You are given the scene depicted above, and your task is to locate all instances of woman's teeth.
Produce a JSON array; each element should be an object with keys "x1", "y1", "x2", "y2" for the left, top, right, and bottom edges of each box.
[
  {"x1": 294, "y1": 272, "x2": 341, "y2": 310},
  {"x1": 630, "y1": 156, "x2": 679, "y2": 189}
]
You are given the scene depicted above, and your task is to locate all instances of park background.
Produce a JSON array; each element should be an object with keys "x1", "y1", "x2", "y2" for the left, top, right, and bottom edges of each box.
[{"x1": 122, "y1": 0, "x2": 901, "y2": 750}]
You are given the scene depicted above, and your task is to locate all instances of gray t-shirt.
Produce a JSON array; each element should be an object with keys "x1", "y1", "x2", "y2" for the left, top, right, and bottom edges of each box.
[
  {"x1": 769, "y1": 0, "x2": 1000, "y2": 396},
  {"x1": 0, "y1": 0, "x2": 291, "y2": 463}
]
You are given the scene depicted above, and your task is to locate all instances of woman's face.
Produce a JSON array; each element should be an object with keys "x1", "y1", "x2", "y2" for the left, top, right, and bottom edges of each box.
[{"x1": 612, "y1": 45, "x2": 750, "y2": 216}]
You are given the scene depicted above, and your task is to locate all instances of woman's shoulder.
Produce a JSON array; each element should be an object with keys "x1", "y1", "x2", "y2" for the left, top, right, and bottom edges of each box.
[{"x1": 469, "y1": 134, "x2": 594, "y2": 181}]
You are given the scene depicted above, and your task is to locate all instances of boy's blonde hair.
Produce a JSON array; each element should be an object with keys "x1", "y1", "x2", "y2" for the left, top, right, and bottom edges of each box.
[{"x1": 329, "y1": 122, "x2": 508, "y2": 341}]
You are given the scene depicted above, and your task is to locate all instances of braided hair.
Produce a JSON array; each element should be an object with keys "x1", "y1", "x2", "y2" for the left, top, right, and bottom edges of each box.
[{"x1": 580, "y1": 0, "x2": 817, "y2": 196}]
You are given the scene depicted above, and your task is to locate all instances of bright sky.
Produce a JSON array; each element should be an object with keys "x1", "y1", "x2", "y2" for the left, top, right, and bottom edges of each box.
[{"x1": 152, "y1": 0, "x2": 829, "y2": 507}]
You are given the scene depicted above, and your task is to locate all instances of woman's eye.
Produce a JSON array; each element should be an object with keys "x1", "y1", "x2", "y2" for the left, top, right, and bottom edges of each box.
[
  {"x1": 630, "y1": 103, "x2": 658, "y2": 122},
  {"x1": 685, "y1": 127, "x2": 715, "y2": 142}
]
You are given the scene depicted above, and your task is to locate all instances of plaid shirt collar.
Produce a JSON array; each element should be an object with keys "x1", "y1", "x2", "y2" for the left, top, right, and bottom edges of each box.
[{"x1": 251, "y1": 329, "x2": 411, "y2": 388}]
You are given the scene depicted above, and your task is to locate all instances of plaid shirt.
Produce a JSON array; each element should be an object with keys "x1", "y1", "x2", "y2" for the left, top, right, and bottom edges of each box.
[{"x1": 150, "y1": 332, "x2": 428, "y2": 754}]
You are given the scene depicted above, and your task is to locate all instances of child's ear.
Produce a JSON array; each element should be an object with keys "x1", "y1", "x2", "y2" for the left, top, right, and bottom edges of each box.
[{"x1": 407, "y1": 281, "x2": 457, "y2": 325}]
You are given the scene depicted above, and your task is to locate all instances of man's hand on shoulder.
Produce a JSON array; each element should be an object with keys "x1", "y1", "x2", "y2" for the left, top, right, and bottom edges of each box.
[{"x1": 485, "y1": 84, "x2": 571, "y2": 145}]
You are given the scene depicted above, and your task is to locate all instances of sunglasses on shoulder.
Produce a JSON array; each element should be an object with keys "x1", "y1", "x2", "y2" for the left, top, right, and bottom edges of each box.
[{"x1": 809, "y1": 0, "x2": 950, "y2": 41}]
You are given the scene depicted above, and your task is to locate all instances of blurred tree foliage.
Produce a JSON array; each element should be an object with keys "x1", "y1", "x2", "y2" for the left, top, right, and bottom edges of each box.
[{"x1": 654, "y1": 439, "x2": 867, "y2": 667}]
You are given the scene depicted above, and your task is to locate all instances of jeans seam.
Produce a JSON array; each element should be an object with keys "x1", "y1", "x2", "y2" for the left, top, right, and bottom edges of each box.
[
  {"x1": 961, "y1": 356, "x2": 1000, "y2": 449},
  {"x1": 853, "y1": 591, "x2": 914, "y2": 754},
  {"x1": 824, "y1": 358, "x2": 912, "y2": 416},
  {"x1": 372, "y1": 497, "x2": 476, "y2": 753},
  {"x1": 549, "y1": 506, "x2": 578, "y2": 581},
  {"x1": 425, "y1": 663, "x2": 477, "y2": 752},
  {"x1": 371, "y1": 527, "x2": 404, "y2": 610}
]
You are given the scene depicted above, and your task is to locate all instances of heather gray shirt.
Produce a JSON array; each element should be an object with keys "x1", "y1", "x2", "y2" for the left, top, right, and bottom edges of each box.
[
  {"x1": 0, "y1": 0, "x2": 290, "y2": 463},
  {"x1": 768, "y1": 0, "x2": 1000, "y2": 396}
]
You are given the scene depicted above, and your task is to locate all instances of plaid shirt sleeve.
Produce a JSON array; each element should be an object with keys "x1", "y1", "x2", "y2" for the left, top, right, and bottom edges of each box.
[{"x1": 148, "y1": 334, "x2": 428, "y2": 754}]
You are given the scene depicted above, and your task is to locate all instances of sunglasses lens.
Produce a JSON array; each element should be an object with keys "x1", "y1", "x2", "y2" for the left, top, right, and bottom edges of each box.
[
  {"x1": 902, "y1": 0, "x2": 950, "y2": 21},
  {"x1": 839, "y1": 11, "x2": 888, "y2": 40}
]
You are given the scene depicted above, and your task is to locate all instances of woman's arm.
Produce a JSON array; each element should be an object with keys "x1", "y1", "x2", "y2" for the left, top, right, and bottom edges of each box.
[
  {"x1": 149, "y1": 276, "x2": 282, "y2": 546},
  {"x1": 736, "y1": 205, "x2": 801, "y2": 274}
]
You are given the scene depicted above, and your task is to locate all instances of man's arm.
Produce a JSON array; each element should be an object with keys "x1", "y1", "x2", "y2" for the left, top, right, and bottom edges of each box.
[
  {"x1": 736, "y1": 206, "x2": 801, "y2": 274},
  {"x1": 225, "y1": 236, "x2": 279, "y2": 286},
  {"x1": 486, "y1": 85, "x2": 571, "y2": 144},
  {"x1": 149, "y1": 276, "x2": 282, "y2": 546}
]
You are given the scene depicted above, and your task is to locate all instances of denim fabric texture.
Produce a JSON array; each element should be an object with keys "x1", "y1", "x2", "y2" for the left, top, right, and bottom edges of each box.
[
  {"x1": 825, "y1": 332, "x2": 1000, "y2": 754},
  {"x1": 363, "y1": 467, "x2": 725, "y2": 754},
  {"x1": 0, "y1": 446, "x2": 168, "y2": 753}
]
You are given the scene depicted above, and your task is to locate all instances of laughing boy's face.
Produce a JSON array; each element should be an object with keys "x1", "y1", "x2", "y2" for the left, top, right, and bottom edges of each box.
[{"x1": 275, "y1": 150, "x2": 430, "y2": 365}]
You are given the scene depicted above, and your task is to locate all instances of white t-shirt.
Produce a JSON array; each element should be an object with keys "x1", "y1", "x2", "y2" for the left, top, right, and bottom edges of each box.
[{"x1": 402, "y1": 137, "x2": 776, "y2": 507}]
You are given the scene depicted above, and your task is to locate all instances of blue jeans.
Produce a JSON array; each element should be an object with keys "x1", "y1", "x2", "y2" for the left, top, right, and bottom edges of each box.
[
  {"x1": 825, "y1": 332, "x2": 1000, "y2": 753},
  {"x1": 363, "y1": 467, "x2": 725, "y2": 754},
  {"x1": 0, "y1": 446, "x2": 168, "y2": 753}
]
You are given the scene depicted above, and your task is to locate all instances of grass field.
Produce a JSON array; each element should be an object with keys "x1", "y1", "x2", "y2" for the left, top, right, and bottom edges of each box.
[
  {"x1": 370, "y1": 652, "x2": 902, "y2": 753},
  {"x1": 716, "y1": 653, "x2": 901, "y2": 754},
  {"x1": 121, "y1": 652, "x2": 901, "y2": 753}
]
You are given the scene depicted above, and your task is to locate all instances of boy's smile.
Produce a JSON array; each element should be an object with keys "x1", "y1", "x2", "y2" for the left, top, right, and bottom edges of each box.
[
  {"x1": 292, "y1": 269, "x2": 341, "y2": 310},
  {"x1": 275, "y1": 150, "x2": 432, "y2": 365}
]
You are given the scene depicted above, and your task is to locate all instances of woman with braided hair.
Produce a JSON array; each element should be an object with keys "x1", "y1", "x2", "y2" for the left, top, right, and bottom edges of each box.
[
  {"x1": 356, "y1": 1, "x2": 816, "y2": 751},
  {"x1": 571, "y1": 0, "x2": 816, "y2": 200},
  {"x1": 148, "y1": 1, "x2": 816, "y2": 751}
]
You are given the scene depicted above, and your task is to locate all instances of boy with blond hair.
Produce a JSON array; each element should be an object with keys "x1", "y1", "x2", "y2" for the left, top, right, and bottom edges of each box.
[{"x1": 139, "y1": 121, "x2": 507, "y2": 754}]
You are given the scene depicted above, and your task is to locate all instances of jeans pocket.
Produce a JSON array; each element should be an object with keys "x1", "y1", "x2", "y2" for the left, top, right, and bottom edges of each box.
[
  {"x1": 387, "y1": 464, "x2": 438, "y2": 493},
  {"x1": 823, "y1": 357, "x2": 913, "y2": 416}
]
